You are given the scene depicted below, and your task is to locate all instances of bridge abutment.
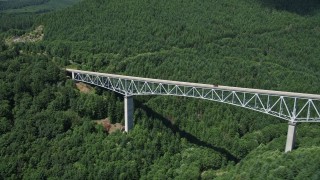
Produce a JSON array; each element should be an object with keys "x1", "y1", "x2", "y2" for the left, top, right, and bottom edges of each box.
[
  {"x1": 124, "y1": 96, "x2": 134, "y2": 132},
  {"x1": 285, "y1": 122, "x2": 296, "y2": 152}
]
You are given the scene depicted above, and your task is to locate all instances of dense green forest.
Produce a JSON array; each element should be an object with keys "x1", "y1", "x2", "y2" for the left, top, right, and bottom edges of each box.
[
  {"x1": 0, "y1": 0, "x2": 82, "y2": 13},
  {"x1": 1, "y1": 0, "x2": 320, "y2": 179}
]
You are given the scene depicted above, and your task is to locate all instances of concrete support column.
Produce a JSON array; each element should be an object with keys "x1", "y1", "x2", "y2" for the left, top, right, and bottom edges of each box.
[
  {"x1": 72, "y1": 72, "x2": 75, "y2": 79},
  {"x1": 285, "y1": 122, "x2": 297, "y2": 153},
  {"x1": 124, "y1": 96, "x2": 134, "y2": 132}
]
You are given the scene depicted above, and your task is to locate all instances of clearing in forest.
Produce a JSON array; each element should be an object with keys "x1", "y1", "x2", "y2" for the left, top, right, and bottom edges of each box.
[
  {"x1": 95, "y1": 119, "x2": 124, "y2": 134},
  {"x1": 75, "y1": 82, "x2": 94, "y2": 94},
  {"x1": 5, "y1": 25, "x2": 44, "y2": 45}
]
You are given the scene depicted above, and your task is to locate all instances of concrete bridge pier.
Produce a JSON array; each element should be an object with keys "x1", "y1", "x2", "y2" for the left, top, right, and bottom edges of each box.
[
  {"x1": 124, "y1": 96, "x2": 134, "y2": 132},
  {"x1": 285, "y1": 122, "x2": 297, "y2": 152}
]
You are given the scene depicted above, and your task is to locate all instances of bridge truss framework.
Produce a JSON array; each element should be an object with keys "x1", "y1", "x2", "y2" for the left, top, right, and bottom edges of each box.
[{"x1": 67, "y1": 69, "x2": 320, "y2": 152}]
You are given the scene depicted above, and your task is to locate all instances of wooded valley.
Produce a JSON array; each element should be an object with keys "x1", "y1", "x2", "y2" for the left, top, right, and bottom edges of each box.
[{"x1": 1, "y1": 0, "x2": 320, "y2": 179}]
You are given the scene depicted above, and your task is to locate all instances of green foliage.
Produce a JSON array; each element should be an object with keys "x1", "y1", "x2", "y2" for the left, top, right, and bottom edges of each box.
[
  {"x1": 0, "y1": 117, "x2": 12, "y2": 134},
  {"x1": 39, "y1": 0, "x2": 320, "y2": 93},
  {"x1": 1, "y1": 0, "x2": 320, "y2": 179},
  {"x1": 217, "y1": 147, "x2": 320, "y2": 179},
  {"x1": 0, "y1": 13, "x2": 35, "y2": 33},
  {"x1": 71, "y1": 93, "x2": 108, "y2": 119}
]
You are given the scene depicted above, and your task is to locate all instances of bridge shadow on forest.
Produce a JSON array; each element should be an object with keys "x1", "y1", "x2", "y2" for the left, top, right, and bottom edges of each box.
[
  {"x1": 135, "y1": 100, "x2": 240, "y2": 163},
  {"x1": 259, "y1": 0, "x2": 320, "y2": 15}
]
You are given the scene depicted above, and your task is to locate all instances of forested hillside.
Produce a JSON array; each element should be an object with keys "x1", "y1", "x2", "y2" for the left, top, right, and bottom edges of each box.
[
  {"x1": 1, "y1": 0, "x2": 320, "y2": 179},
  {"x1": 0, "y1": 0, "x2": 82, "y2": 13},
  {"x1": 0, "y1": 0, "x2": 49, "y2": 10}
]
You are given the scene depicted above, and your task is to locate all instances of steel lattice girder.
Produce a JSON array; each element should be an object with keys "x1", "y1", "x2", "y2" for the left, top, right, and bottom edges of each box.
[{"x1": 72, "y1": 71, "x2": 320, "y2": 122}]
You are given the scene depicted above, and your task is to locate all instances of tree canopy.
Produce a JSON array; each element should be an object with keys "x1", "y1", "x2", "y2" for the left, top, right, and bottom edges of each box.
[{"x1": 1, "y1": 0, "x2": 320, "y2": 179}]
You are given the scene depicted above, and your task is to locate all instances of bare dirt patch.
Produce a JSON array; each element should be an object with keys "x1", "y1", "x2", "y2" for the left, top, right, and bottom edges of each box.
[
  {"x1": 76, "y1": 82, "x2": 94, "y2": 94},
  {"x1": 5, "y1": 25, "x2": 44, "y2": 45},
  {"x1": 95, "y1": 118, "x2": 124, "y2": 133}
]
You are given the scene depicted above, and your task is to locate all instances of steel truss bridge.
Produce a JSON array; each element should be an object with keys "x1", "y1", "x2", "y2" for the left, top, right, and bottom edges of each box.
[{"x1": 66, "y1": 69, "x2": 320, "y2": 152}]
